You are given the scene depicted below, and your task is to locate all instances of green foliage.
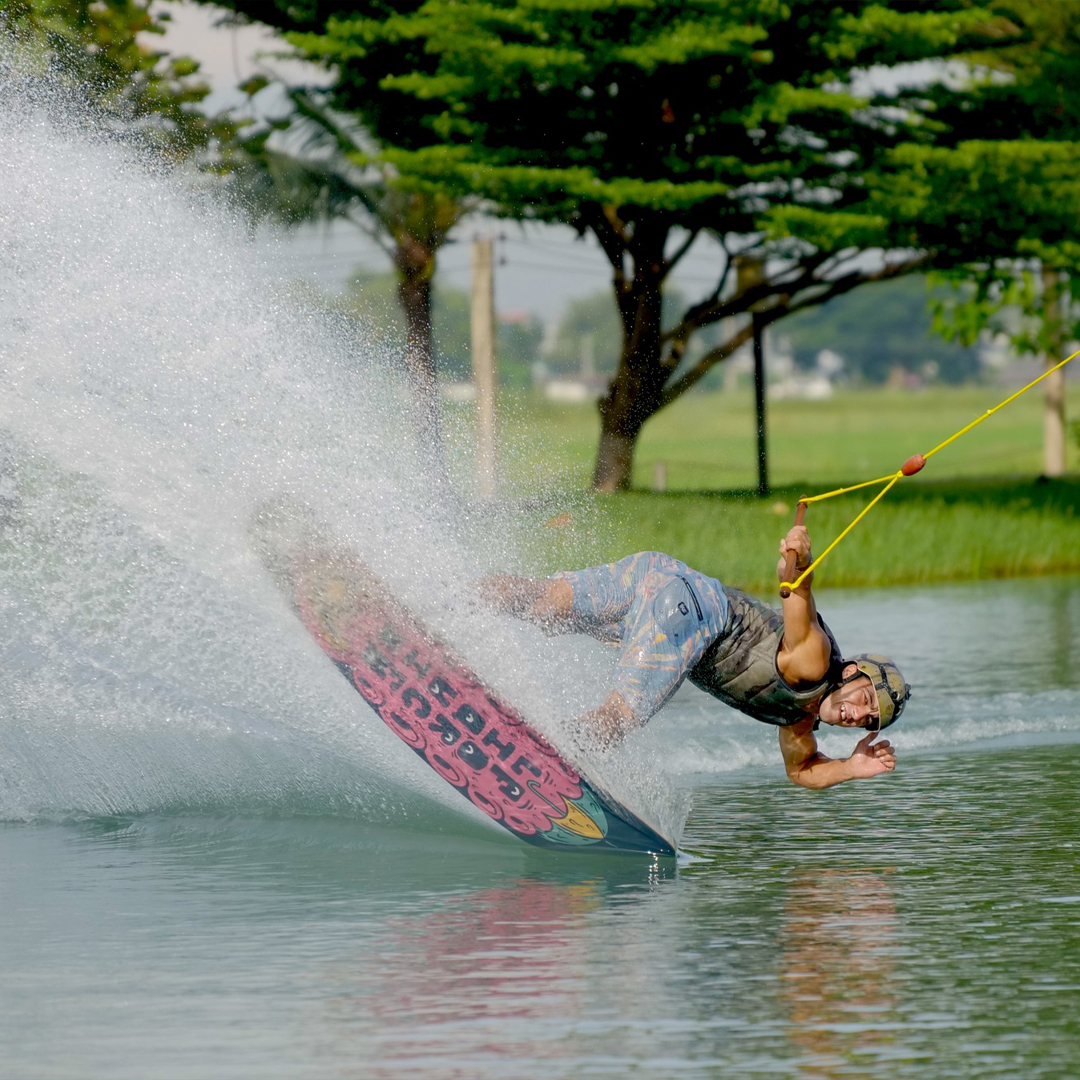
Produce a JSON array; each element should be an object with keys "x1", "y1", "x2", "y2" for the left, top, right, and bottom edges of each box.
[
  {"x1": 929, "y1": 264, "x2": 1080, "y2": 359},
  {"x1": 0, "y1": 0, "x2": 243, "y2": 163},
  {"x1": 264, "y1": 0, "x2": 1080, "y2": 489},
  {"x1": 227, "y1": 84, "x2": 469, "y2": 250},
  {"x1": 909, "y1": 2, "x2": 1080, "y2": 364},
  {"x1": 281, "y1": 0, "x2": 1080, "y2": 255},
  {"x1": 783, "y1": 276, "x2": 981, "y2": 385},
  {"x1": 201, "y1": 0, "x2": 1080, "y2": 488}
]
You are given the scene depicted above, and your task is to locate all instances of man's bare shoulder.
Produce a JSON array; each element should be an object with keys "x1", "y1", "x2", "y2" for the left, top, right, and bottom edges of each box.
[{"x1": 777, "y1": 621, "x2": 833, "y2": 685}]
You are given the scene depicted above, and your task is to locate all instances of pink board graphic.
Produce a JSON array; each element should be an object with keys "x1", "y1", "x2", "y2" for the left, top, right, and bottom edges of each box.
[{"x1": 289, "y1": 549, "x2": 673, "y2": 855}]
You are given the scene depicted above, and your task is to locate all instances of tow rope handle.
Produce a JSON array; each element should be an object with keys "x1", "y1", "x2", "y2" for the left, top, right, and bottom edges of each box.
[{"x1": 779, "y1": 499, "x2": 808, "y2": 599}]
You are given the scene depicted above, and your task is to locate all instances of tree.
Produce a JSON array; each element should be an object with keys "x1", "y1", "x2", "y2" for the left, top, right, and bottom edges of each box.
[
  {"x1": 0, "y1": 0, "x2": 242, "y2": 164},
  {"x1": 785, "y1": 276, "x2": 980, "y2": 385},
  {"x1": 225, "y1": 84, "x2": 472, "y2": 469},
  {"x1": 341, "y1": 271, "x2": 543, "y2": 386},
  {"x1": 277, "y1": 0, "x2": 1080, "y2": 489},
  {"x1": 545, "y1": 286, "x2": 697, "y2": 380},
  {"x1": 923, "y1": 0, "x2": 1080, "y2": 476},
  {"x1": 199, "y1": 3, "x2": 476, "y2": 477},
  {"x1": 344, "y1": 271, "x2": 474, "y2": 382}
]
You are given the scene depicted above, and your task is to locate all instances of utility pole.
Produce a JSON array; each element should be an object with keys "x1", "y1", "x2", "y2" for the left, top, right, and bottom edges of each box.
[
  {"x1": 471, "y1": 236, "x2": 497, "y2": 497},
  {"x1": 1042, "y1": 265, "x2": 1067, "y2": 478}
]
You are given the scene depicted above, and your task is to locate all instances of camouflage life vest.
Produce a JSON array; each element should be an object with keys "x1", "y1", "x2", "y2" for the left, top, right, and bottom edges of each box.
[{"x1": 688, "y1": 585, "x2": 845, "y2": 727}]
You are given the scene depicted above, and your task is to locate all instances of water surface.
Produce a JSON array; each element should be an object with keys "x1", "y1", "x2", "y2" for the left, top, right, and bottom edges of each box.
[{"x1": 3, "y1": 577, "x2": 1078, "y2": 1080}]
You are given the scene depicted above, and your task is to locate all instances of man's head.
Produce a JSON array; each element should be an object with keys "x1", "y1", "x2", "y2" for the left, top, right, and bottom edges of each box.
[{"x1": 816, "y1": 655, "x2": 911, "y2": 731}]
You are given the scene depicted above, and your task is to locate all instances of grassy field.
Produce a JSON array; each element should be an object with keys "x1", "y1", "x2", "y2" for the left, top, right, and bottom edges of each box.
[{"x1": 449, "y1": 383, "x2": 1080, "y2": 592}]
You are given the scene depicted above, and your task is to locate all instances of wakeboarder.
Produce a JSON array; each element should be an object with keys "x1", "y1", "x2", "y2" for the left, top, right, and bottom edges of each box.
[{"x1": 481, "y1": 525, "x2": 910, "y2": 789}]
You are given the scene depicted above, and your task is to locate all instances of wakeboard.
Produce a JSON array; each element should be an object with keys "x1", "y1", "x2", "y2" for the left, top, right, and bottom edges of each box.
[{"x1": 252, "y1": 504, "x2": 676, "y2": 857}]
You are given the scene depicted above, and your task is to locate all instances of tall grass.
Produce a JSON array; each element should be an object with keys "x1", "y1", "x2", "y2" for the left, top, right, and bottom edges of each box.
[{"x1": 495, "y1": 478, "x2": 1079, "y2": 593}]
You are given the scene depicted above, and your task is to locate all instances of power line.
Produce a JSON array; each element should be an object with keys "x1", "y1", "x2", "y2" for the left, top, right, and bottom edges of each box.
[{"x1": 499, "y1": 257, "x2": 609, "y2": 277}]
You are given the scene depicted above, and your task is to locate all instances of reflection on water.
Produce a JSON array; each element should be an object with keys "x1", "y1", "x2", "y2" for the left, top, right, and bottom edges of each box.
[
  {"x1": 3, "y1": 575, "x2": 1080, "y2": 1079},
  {"x1": 322, "y1": 877, "x2": 612, "y2": 1075},
  {"x1": 780, "y1": 870, "x2": 899, "y2": 1076},
  {"x1": 4, "y1": 736, "x2": 1080, "y2": 1080}
]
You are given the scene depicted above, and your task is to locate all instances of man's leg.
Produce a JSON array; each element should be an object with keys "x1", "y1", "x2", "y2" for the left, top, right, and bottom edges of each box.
[
  {"x1": 479, "y1": 555, "x2": 644, "y2": 638},
  {"x1": 572, "y1": 556, "x2": 705, "y2": 744}
]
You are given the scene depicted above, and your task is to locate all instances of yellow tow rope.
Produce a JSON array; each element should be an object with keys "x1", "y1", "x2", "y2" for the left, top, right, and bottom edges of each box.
[{"x1": 779, "y1": 348, "x2": 1080, "y2": 596}]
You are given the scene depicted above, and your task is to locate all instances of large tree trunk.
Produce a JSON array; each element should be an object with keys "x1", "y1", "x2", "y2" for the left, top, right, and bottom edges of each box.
[
  {"x1": 593, "y1": 425, "x2": 640, "y2": 492},
  {"x1": 395, "y1": 240, "x2": 446, "y2": 481},
  {"x1": 591, "y1": 245, "x2": 667, "y2": 492},
  {"x1": 593, "y1": 364, "x2": 660, "y2": 491}
]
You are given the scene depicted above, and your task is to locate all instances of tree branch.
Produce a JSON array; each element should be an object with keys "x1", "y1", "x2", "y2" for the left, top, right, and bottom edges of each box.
[
  {"x1": 661, "y1": 228, "x2": 700, "y2": 281},
  {"x1": 661, "y1": 249, "x2": 831, "y2": 346},
  {"x1": 582, "y1": 203, "x2": 629, "y2": 282},
  {"x1": 778, "y1": 252, "x2": 935, "y2": 320},
  {"x1": 658, "y1": 250, "x2": 936, "y2": 408},
  {"x1": 659, "y1": 321, "x2": 756, "y2": 406}
]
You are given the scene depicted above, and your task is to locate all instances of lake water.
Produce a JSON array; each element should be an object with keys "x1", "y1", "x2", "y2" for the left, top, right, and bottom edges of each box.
[
  {"x1": 2, "y1": 71, "x2": 1079, "y2": 1080},
  {"x1": 3, "y1": 575, "x2": 1079, "y2": 1080}
]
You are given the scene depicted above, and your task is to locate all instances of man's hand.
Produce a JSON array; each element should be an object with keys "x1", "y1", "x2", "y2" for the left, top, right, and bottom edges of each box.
[
  {"x1": 777, "y1": 524, "x2": 812, "y2": 583},
  {"x1": 478, "y1": 574, "x2": 573, "y2": 629},
  {"x1": 577, "y1": 690, "x2": 638, "y2": 749},
  {"x1": 780, "y1": 721, "x2": 898, "y2": 788},
  {"x1": 846, "y1": 731, "x2": 897, "y2": 779}
]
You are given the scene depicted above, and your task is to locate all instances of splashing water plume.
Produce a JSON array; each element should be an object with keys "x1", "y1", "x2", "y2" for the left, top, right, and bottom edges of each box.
[{"x1": 0, "y1": 73, "x2": 684, "y2": 842}]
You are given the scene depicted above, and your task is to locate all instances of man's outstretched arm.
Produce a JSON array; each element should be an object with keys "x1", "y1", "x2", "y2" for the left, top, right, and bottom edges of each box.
[
  {"x1": 776, "y1": 525, "x2": 833, "y2": 684},
  {"x1": 778, "y1": 719, "x2": 897, "y2": 789}
]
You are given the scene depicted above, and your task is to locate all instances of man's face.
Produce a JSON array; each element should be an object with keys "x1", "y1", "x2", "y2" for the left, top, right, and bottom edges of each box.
[{"x1": 817, "y1": 668, "x2": 879, "y2": 728}]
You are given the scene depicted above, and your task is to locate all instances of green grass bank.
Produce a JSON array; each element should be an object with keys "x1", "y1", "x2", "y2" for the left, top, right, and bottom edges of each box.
[{"x1": 460, "y1": 384, "x2": 1080, "y2": 593}]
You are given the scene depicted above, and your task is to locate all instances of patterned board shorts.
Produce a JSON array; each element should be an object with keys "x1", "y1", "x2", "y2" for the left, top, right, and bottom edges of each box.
[{"x1": 554, "y1": 551, "x2": 730, "y2": 724}]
